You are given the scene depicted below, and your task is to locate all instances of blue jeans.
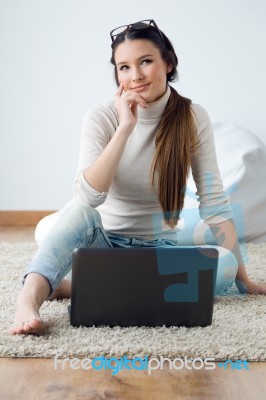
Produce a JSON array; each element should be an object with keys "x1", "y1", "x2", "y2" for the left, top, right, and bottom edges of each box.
[{"x1": 24, "y1": 203, "x2": 238, "y2": 296}]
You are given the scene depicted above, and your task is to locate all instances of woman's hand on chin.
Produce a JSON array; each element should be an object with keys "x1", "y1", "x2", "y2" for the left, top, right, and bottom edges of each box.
[{"x1": 115, "y1": 84, "x2": 148, "y2": 133}]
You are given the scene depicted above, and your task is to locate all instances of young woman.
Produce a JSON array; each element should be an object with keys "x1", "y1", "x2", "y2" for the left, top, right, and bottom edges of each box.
[{"x1": 9, "y1": 19, "x2": 266, "y2": 335}]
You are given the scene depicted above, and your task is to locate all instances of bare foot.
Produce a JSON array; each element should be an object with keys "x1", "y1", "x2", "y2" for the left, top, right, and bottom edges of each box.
[
  {"x1": 9, "y1": 273, "x2": 50, "y2": 335},
  {"x1": 48, "y1": 278, "x2": 71, "y2": 300}
]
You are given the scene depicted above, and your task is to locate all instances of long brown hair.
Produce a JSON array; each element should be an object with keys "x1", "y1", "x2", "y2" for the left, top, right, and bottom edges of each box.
[
  {"x1": 111, "y1": 22, "x2": 197, "y2": 228},
  {"x1": 150, "y1": 87, "x2": 196, "y2": 228}
]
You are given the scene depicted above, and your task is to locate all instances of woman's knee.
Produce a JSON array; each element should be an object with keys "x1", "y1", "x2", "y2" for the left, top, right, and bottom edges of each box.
[
  {"x1": 35, "y1": 201, "x2": 102, "y2": 245},
  {"x1": 38, "y1": 202, "x2": 103, "y2": 243},
  {"x1": 64, "y1": 202, "x2": 102, "y2": 227}
]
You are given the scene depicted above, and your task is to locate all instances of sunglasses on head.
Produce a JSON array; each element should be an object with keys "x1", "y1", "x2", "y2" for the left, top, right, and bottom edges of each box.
[{"x1": 110, "y1": 19, "x2": 166, "y2": 46}]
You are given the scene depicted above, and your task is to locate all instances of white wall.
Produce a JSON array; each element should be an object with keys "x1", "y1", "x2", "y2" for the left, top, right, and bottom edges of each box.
[{"x1": 1, "y1": 0, "x2": 266, "y2": 210}]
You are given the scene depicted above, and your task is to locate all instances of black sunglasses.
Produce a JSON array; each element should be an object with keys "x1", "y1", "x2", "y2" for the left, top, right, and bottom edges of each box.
[{"x1": 110, "y1": 19, "x2": 166, "y2": 46}]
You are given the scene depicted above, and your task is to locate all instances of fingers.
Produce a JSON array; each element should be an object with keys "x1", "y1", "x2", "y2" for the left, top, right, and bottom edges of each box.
[
  {"x1": 122, "y1": 92, "x2": 148, "y2": 109},
  {"x1": 133, "y1": 94, "x2": 148, "y2": 109},
  {"x1": 115, "y1": 83, "x2": 124, "y2": 97},
  {"x1": 115, "y1": 85, "x2": 148, "y2": 109}
]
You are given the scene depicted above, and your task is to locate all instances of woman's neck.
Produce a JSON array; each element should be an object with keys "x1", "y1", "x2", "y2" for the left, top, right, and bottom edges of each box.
[{"x1": 138, "y1": 85, "x2": 171, "y2": 121}]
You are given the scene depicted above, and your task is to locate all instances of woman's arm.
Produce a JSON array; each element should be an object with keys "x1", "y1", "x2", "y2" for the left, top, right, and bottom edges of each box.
[
  {"x1": 209, "y1": 219, "x2": 266, "y2": 294},
  {"x1": 83, "y1": 85, "x2": 147, "y2": 192},
  {"x1": 83, "y1": 125, "x2": 132, "y2": 193}
]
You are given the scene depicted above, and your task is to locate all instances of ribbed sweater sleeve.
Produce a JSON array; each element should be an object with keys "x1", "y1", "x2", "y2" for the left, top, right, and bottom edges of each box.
[
  {"x1": 190, "y1": 104, "x2": 233, "y2": 224},
  {"x1": 73, "y1": 103, "x2": 118, "y2": 207}
]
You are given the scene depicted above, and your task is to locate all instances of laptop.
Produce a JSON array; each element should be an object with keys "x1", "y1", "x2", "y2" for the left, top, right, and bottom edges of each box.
[{"x1": 69, "y1": 246, "x2": 218, "y2": 328}]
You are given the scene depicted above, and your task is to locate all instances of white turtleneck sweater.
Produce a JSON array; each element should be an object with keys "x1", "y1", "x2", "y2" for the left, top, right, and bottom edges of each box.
[{"x1": 73, "y1": 85, "x2": 232, "y2": 240}]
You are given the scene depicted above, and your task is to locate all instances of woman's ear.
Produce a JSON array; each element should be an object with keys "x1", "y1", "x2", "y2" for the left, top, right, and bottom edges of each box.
[{"x1": 166, "y1": 63, "x2": 173, "y2": 73}]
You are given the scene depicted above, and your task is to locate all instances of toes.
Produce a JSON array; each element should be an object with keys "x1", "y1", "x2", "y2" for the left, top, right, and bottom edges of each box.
[
  {"x1": 29, "y1": 318, "x2": 44, "y2": 333},
  {"x1": 8, "y1": 326, "x2": 17, "y2": 335},
  {"x1": 15, "y1": 323, "x2": 25, "y2": 334},
  {"x1": 9, "y1": 318, "x2": 44, "y2": 335},
  {"x1": 9, "y1": 322, "x2": 24, "y2": 335},
  {"x1": 22, "y1": 321, "x2": 31, "y2": 332}
]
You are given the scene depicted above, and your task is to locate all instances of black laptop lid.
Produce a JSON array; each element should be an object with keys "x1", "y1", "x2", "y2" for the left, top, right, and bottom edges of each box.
[{"x1": 70, "y1": 247, "x2": 218, "y2": 328}]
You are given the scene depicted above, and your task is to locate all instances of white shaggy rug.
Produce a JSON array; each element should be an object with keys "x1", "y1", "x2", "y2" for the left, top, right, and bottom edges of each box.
[{"x1": 0, "y1": 242, "x2": 265, "y2": 360}]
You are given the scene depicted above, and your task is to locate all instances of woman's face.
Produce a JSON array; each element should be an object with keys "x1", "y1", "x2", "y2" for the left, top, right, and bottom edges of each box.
[{"x1": 114, "y1": 39, "x2": 172, "y2": 103}]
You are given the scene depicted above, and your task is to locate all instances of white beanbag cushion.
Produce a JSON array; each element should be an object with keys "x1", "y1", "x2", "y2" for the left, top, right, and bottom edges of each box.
[
  {"x1": 35, "y1": 123, "x2": 266, "y2": 245},
  {"x1": 179, "y1": 123, "x2": 266, "y2": 245}
]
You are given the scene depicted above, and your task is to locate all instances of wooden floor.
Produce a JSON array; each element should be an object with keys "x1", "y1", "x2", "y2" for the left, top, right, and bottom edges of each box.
[{"x1": 1, "y1": 226, "x2": 265, "y2": 400}]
